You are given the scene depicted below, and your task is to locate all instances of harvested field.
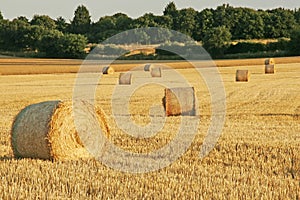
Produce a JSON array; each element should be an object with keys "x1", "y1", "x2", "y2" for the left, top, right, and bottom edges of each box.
[
  {"x1": 1, "y1": 56, "x2": 300, "y2": 75},
  {"x1": 0, "y1": 59, "x2": 299, "y2": 199}
]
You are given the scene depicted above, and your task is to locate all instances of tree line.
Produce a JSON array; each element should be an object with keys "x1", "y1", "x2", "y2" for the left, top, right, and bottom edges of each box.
[{"x1": 0, "y1": 2, "x2": 300, "y2": 58}]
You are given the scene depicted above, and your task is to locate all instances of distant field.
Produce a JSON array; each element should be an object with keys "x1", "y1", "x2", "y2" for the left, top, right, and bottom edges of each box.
[
  {"x1": 0, "y1": 59, "x2": 299, "y2": 198},
  {"x1": 1, "y1": 56, "x2": 300, "y2": 75}
]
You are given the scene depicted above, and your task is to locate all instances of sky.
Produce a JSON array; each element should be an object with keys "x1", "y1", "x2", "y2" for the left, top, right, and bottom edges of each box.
[{"x1": 1, "y1": 0, "x2": 300, "y2": 21}]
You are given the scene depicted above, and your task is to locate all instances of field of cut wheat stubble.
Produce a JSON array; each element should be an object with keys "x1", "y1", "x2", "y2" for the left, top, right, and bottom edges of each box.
[{"x1": 0, "y1": 57, "x2": 299, "y2": 199}]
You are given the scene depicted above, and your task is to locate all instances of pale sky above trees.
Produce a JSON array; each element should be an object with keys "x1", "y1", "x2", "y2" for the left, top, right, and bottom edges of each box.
[{"x1": 1, "y1": 0, "x2": 300, "y2": 21}]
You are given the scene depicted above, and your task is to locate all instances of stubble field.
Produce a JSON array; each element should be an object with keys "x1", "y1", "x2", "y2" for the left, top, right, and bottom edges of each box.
[{"x1": 0, "y1": 58, "x2": 299, "y2": 199}]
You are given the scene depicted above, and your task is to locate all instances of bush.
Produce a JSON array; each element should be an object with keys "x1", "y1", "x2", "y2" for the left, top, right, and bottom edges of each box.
[
  {"x1": 57, "y1": 34, "x2": 88, "y2": 58},
  {"x1": 226, "y1": 42, "x2": 266, "y2": 54},
  {"x1": 202, "y1": 26, "x2": 231, "y2": 58},
  {"x1": 156, "y1": 42, "x2": 207, "y2": 59},
  {"x1": 289, "y1": 27, "x2": 300, "y2": 55},
  {"x1": 266, "y1": 39, "x2": 290, "y2": 52}
]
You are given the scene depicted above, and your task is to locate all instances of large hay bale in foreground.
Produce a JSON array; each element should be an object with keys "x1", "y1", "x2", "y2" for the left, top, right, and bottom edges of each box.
[
  {"x1": 144, "y1": 64, "x2": 153, "y2": 71},
  {"x1": 163, "y1": 87, "x2": 196, "y2": 116},
  {"x1": 265, "y1": 58, "x2": 275, "y2": 65},
  {"x1": 236, "y1": 70, "x2": 249, "y2": 82},
  {"x1": 150, "y1": 67, "x2": 162, "y2": 77},
  {"x1": 102, "y1": 66, "x2": 114, "y2": 74},
  {"x1": 119, "y1": 72, "x2": 132, "y2": 85},
  {"x1": 11, "y1": 100, "x2": 110, "y2": 160},
  {"x1": 265, "y1": 64, "x2": 275, "y2": 74}
]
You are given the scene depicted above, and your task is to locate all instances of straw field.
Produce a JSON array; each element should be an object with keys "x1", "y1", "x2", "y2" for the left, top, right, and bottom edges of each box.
[{"x1": 0, "y1": 58, "x2": 299, "y2": 199}]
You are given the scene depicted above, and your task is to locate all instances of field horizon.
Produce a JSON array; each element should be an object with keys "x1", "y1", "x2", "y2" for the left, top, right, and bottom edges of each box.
[{"x1": 1, "y1": 56, "x2": 300, "y2": 75}]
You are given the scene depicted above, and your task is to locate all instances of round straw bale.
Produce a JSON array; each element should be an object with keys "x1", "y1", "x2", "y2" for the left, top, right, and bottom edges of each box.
[
  {"x1": 163, "y1": 87, "x2": 196, "y2": 116},
  {"x1": 144, "y1": 64, "x2": 153, "y2": 71},
  {"x1": 119, "y1": 72, "x2": 132, "y2": 85},
  {"x1": 236, "y1": 70, "x2": 249, "y2": 82},
  {"x1": 265, "y1": 65, "x2": 275, "y2": 74},
  {"x1": 11, "y1": 100, "x2": 110, "y2": 160},
  {"x1": 265, "y1": 58, "x2": 275, "y2": 65},
  {"x1": 150, "y1": 67, "x2": 162, "y2": 77},
  {"x1": 102, "y1": 66, "x2": 114, "y2": 74}
]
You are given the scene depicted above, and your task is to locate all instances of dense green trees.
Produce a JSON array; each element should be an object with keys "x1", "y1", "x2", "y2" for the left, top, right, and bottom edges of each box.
[
  {"x1": 69, "y1": 5, "x2": 91, "y2": 36},
  {"x1": 202, "y1": 26, "x2": 232, "y2": 58},
  {"x1": 289, "y1": 27, "x2": 300, "y2": 54},
  {"x1": 31, "y1": 15, "x2": 56, "y2": 29},
  {"x1": 55, "y1": 17, "x2": 68, "y2": 33},
  {"x1": 0, "y1": 2, "x2": 300, "y2": 58}
]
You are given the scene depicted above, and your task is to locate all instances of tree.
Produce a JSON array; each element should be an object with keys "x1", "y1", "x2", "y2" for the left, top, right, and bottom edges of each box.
[
  {"x1": 70, "y1": 5, "x2": 91, "y2": 35},
  {"x1": 289, "y1": 27, "x2": 300, "y2": 55},
  {"x1": 177, "y1": 8, "x2": 197, "y2": 37},
  {"x1": 0, "y1": 18, "x2": 31, "y2": 51},
  {"x1": 155, "y1": 15, "x2": 172, "y2": 29},
  {"x1": 26, "y1": 25, "x2": 48, "y2": 51},
  {"x1": 295, "y1": 8, "x2": 300, "y2": 24},
  {"x1": 38, "y1": 29, "x2": 64, "y2": 57},
  {"x1": 163, "y1": 2, "x2": 179, "y2": 30},
  {"x1": 114, "y1": 13, "x2": 133, "y2": 30},
  {"x1": 56, "y1": 16, "x2": 68, "y2": 33},
  {"x1": 31, "y1": 15, "x2": 56, "y2": 29},
  {"x1": 231, "y1": 8, "x2": 264, "y2": 39},
  {"x1": 213, "y1": 4, "x2": 235, "y2": 29},
  {"x1": 58, "y1": 33, "x2": 88, "y2": 58},
  {"x1": 91, "y1": 16, "x2": 117, "y2": 42},
  {"x1": 202, "y1": 26, "x2": 231, "y2": 58},
  {"x1": 195, "y1": 8, "x2": 214, "y2": 41},
  {"x1": 16, "y1": 16, "x2": 29, "y2": 24},
  {"x1": 263, "y1": 8, "x2": 296, "y2": 38},
  {"x1": 134, "y1": 13, "x2": 159, "y2": 28},
  {"x1": 0, "y1": 11, "x2": 3, "y2": 21}
]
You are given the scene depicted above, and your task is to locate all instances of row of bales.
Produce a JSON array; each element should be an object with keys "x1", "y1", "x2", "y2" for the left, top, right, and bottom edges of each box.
[
  {"x1": 236, "y1": 58, "x2": 275, "y2": 82},
  {"x1": 11, "y1": 58, "x2": 274, "y2": 160},
  {"x1": 103, "y1": 63, "x2": 193, "y2": 116}
]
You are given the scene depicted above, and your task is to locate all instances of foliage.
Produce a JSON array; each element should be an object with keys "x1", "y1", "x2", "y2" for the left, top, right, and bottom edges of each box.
[
  {"x1": 289, "y1": 27, "x2": 300, "y2": 55},
  {"x1": 1, "y1": 2, "x2": 300, "y2": 58},
  {"x1": 202, "y1": 26, "x2": 232, "y2": 58},
  {"x1": 56, "y1": 17, "x2": 68, "y2": 33},
  {"x1": 38, "y1": 29, "x2": 64, "y2": 57},
  {"x1": 57, "y1": 33, "x2": 88, "y2": 58},
  {"x1": 69, "y1": 5, "x2": 91, "y2": 35},
  {"x1": 226, "y1": 42, "x2": 266, "y2": 54},
  {"x1": 31, "y1": 15, "x2": 56, "y2": 30},
  {"x1": 0, "y1": 19, "x2": 30, "y2": 51},
  {"x1": 163, "y1": 2, "x2": 179, "y2": 30}
]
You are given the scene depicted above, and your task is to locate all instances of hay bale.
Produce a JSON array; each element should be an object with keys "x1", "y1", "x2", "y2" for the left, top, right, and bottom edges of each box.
[
  {"x1": 265, "y1": 58, "x2": 275, "y2": 65},
  {"x1": 265, "y1": 64, "x2": 275, "y2": 74},
  {"x1": 150, "y1": 67, "x2": 161, "y2": 77},
  {"x1": 102, "y1": 66, "x2": 114, "y2": 74},
  {"x1": 144, "y1": 64, "x2": 153, "y2": 71},
  {"x1": 119, "y1": 72, "x2": 132, "y2": 85},
  {"x1": 163, "y1": 87, "x2": 196, "y2": 116},
  {"x1": 11, "y1": 100, "x2": 110, "y2": 160},
  {"x1": 236, "y1": 70, "x2": 249, "y2": 82}
]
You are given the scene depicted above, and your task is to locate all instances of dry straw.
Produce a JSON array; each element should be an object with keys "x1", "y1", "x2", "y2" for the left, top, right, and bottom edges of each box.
[
  {"x1": 144, "y1": 64, "x2": 153, "y2": 71},
  {"x1": 163, "y1": 87, "x2": 196, "y2": 116},
  {"x1": 236, "y1": 70, "x2": 249, "y2": 82},
  {"x1": 102, "y1": 66, "x2": 114, "y2": 74},
  {"x1": 265, "y1": 58, "x2": 275, "y2": 65},
  {"x1": 119, "y1": 72, "x2": 132, "y2": 85},
  {"x1": 265, "y1": 65, "x2": 275, "y2": 74},
  {"x1": 11, "y1": 100, "x2": 110, "y2": 160},
  {"x1": 150, "y1": 67, "x2": 162, "y2": 77}
]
